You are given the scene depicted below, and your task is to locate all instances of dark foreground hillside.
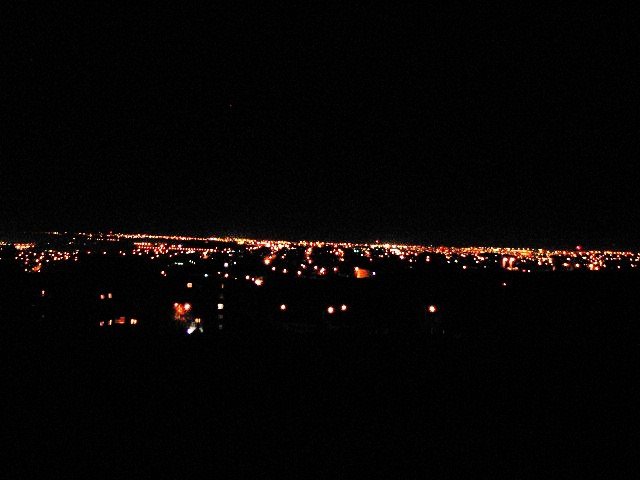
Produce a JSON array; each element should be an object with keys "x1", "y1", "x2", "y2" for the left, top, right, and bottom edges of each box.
[
  {"x1": 4, "y1": 266, "x2": 639, "y2": 476},
  {"x1": 7, "y1": 331, "x2": 638, "y2": 477}
]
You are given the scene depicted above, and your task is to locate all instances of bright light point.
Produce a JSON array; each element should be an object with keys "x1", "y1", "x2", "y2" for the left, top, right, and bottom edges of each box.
[
  {"x1": 254, "y1": 278, "x2": 264, "y2": 286},
  {"x1": 217, "y1": 303, "x2": 224, "y2": 310},
  {"x1": 340, "y1": 304, "x2": 347, "y2": 311},
  {"x1": 184, "y1": 303, "x2": 192, "y2": 311},
  {"x1": 187, "y1": 326, "x2": 196, "y2": 335},
  {"x1": 327, "y1": 306, "x2": 335, "y2": 314},
  {"x1": 187, "y1": 282, "x2": 193, "y2": 288},
  {"x1": 280, "y1": 304, "x2": 287, "y2": 311},
  {"x1": 428, "y1": 305, "x2": 437, "y2": 313},
  {"x1": 223, "y1": 262, "x2": 229, "y2": 268}
]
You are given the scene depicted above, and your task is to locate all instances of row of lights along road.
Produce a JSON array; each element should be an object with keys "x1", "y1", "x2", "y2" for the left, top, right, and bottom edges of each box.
[{"x1": 280, "y1": 304, "x2": 348, "y2": 313}]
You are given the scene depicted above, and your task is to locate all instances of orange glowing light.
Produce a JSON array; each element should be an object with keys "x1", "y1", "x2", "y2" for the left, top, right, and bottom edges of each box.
[{"x1": 355, "y1": 268, "x2": 370, "y2": 279}]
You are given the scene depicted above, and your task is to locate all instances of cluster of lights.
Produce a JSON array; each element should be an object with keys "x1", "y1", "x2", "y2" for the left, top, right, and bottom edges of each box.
[
  {"x1": 7, "y1": 233, "x2": 640, "y2": 276},
  {"x1": 99, "y1": 317, "x2": 138, "y2": 327}
]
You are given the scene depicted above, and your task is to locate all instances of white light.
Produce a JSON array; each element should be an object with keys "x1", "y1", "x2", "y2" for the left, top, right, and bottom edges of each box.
[
  {"x1": 187, "y1": 326, "x2": 196, "y2": 335},
  {"x1": 428, "y1": 305, "x2": 437, "y2": 314},
  {"x1": 217, "y1": 303, "x2": 224, "y2": 310},
  {"x1": 340, "y1": 304, "x2": 347, "y2": 312},
  {"x1": 280, "y1": 304, "x2": 287, "y2": 311},
  {"x1": 327, "y1": 306, "x2": 335, "y2": 314}
]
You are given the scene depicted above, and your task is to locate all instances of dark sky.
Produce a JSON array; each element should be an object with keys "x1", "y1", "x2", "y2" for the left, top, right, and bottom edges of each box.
[{"x1": 3, "y1": 4, "x2": 638, "y2": 247}]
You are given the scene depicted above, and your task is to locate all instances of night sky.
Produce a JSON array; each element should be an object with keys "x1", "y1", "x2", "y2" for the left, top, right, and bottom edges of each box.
[{"x1": 3, "y1": 4, "x2": 638, "y2": 247}]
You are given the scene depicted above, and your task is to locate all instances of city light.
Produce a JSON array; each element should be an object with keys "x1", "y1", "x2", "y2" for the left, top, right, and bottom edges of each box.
[
  {"x1": 428, "y1": 305, "x2": 437, "y2": 313},
  {"x1": 327, "y1": 306, "x2": 335, "y2": 314}
]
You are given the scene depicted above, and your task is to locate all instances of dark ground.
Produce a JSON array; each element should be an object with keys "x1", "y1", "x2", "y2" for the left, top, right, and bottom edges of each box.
[{"x1": 4, "y1": 267, "x2": 639, "y2": 476}]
